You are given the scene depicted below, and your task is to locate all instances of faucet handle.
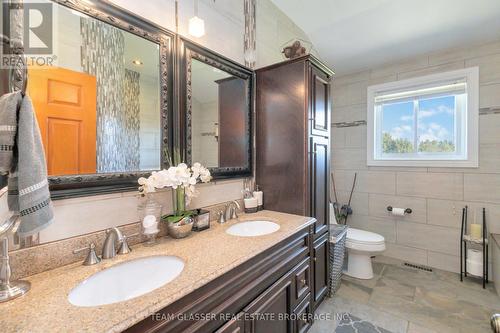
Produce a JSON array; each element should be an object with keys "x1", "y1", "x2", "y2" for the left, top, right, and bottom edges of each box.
[
  {"x1": 230, "y1": 206, "x2": 239, "y2": 219},
  {"x1": 73, "y1": 243, "x2": 101, "y2": 266},
  {"x1": 217, "y1": 210, "x2": 226, "y2": 224},
  {"x1": 117, "y1": 233, "x2": 140, "y2": 255}
]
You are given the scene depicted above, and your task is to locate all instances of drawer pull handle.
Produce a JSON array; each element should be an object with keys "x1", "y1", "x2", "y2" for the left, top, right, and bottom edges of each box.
[
  {"x1": 300, "y1": 278, "x2": 307, "y2": 285},
  {"x1": 313, "y1": 257, "x2": 317, "y2": 262}
]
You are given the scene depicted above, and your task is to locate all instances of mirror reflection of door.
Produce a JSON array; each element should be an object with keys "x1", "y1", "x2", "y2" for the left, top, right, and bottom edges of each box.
[
  {"x1": 191, "y1": 59, "x2": 247, "y2": 168},
  {"x1": 216, "y1": 77, "x2": 246, "y2": 167},
  {"x1": 28, "y1": 67, "x2": 97, "y2": 175},
  {"x1": 27, "y1": 0, "x2": 162, "y2": 176}
]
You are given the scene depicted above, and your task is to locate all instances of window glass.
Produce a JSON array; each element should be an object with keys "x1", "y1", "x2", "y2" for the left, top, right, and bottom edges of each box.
[{"x1": 381, "y1": 101, "x2": 414, "y2": 154}]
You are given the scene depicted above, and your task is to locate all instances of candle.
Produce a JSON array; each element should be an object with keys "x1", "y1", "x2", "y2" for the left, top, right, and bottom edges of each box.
[{"x1": 470, "y1": 223, "x2": 482, "y2": 240}]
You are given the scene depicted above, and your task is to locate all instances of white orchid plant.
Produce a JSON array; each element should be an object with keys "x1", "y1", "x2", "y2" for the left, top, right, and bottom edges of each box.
[{"x1": 138, "y1": 161, "x2": 212, "y2": 223}]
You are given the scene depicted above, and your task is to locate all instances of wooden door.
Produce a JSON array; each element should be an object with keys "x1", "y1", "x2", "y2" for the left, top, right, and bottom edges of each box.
[
  {"x1": 28, "y1": 66, "x2": 97, "y2": 175},
  {"x1": 310, "y1": 135, "x2": 329, "y2": 237},
  {"x1": 243, "y1": 275, "x2": 293, "y2": 333},
  {"x1": 217, "y1": 76, "x2": 246, "y2": 168},
  {"x1": 309, "y1": 66, "x2": 330, "y2": 137},
  {"x1": 312, "y1": 233, "x2": 329, "y2": 309}
]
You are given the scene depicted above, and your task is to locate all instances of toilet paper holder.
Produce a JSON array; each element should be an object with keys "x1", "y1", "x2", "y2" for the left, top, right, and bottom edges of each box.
[{"x1": 387, "y1": 206, "x2": 412, "y2": 214}]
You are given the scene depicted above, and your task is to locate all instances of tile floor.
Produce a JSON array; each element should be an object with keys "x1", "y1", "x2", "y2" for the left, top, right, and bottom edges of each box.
[{"x1": 311, "y1": 256, "x2": 500, "y2": 333}]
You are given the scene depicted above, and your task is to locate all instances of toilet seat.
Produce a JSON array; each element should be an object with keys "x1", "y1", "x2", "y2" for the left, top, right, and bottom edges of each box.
[{"x1": 346, "y1": 228, "x2": 386, "y2": 252}]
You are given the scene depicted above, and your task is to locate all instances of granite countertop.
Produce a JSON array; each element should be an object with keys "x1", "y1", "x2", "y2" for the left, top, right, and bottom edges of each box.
[{"x1": 0, "y1": 210, "x2": 315, "y2": 333}]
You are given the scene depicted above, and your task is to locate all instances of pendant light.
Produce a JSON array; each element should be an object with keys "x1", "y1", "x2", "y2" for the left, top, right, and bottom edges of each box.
[{"x1": 188, "y1": 0, "x2": 205, "y2": 38}]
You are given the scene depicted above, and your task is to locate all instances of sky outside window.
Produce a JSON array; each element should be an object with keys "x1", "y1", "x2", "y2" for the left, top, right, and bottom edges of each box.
[
  {"x1": 380, "y1": 96, "x2": 456, "y2": 154},
  {"x1": 381, "y1": 101, "x2": 414, "y2": 153},
  {"x1": 417, "y1": 96, "x2": 456, "y2": 153}
]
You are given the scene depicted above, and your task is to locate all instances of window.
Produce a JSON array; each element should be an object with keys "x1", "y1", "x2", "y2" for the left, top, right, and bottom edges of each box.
[{"x1": 367, "y1": 67, "x2": 479, "y2": 167}]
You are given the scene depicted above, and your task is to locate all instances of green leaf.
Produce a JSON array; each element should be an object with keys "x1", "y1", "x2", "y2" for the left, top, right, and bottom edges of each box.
[{"x1": 161, "y1": 211, "x2": 194, "y2": 223}]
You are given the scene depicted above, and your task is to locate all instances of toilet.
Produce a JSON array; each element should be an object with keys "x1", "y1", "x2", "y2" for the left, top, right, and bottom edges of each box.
[{"x1": 330, "y1": 204, "x2": 386, "y2": 279}]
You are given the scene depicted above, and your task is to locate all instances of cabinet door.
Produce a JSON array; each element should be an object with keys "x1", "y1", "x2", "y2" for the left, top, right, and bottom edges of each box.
[
  {"x1": 309, "y1": 67, "x2": 330, "y2": 137},
  {"x1": 294, "y1": 295, "x2": 312, "y2": 333},
  {"x1": 310, "y1": 136, "x2": 329, "y2": 237},
  {"x1": 312, "y1": 233, "x2": 329, "y2": 309},
  {"x1": 244, "y1": 276, "x2": 293, "y2": 333}
]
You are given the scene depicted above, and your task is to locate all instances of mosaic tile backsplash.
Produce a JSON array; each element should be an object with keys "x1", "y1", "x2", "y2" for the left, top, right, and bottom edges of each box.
[{"x1": 80, "y1": 18, "x2": 141, "y2": 172}]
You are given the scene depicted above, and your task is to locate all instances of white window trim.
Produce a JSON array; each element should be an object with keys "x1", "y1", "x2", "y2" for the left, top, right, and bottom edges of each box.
[{"x1": 367, "y1": 67, "x2": 479, "y2": 168}]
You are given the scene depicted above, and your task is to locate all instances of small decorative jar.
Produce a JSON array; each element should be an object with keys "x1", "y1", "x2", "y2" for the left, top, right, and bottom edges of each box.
[
  {"x1": 138, "y1": 195, "x2": 162, "y2": 245},
  {"x1": 192, "y1": 209, "x2": 210, "y2": 231}
]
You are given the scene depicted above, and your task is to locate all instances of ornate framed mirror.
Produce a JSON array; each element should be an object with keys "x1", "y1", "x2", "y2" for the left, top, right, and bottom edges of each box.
[
  {"x1": 178, "y1": 38, "x2": 253, "y2": 179},
  {"x1": 8, "y1": 0, "x2": 175, "y2": 199}
]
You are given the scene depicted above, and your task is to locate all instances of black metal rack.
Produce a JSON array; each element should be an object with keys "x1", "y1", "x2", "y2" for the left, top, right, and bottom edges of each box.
[{"x1": 460, "y1": 206, "x2": 488, "y2": 288}]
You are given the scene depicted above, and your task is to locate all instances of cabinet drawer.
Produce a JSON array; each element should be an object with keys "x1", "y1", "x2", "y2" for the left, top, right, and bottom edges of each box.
[
  {"x1": 215, "y1": 317, "x2": 245, "y2": 333},
  {"x1": 294, "y1": 258, "x2": 311, "y2": 304},
  {"x1": 294, "y1": 294, "x2": 312, "y2": 333}
]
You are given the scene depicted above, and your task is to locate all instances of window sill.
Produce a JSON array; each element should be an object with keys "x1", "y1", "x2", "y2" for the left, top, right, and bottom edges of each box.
[{"x1": 367, "y1": 159, "x2": 479, "y2": 168}]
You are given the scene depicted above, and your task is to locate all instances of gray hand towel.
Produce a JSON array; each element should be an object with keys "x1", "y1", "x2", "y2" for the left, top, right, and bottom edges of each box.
[{"x1": 0, "y1": 91, "x2": 54, "y2": 237}]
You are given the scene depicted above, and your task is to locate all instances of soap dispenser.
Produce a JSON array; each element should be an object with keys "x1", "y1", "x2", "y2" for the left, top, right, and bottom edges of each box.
[{"x1": 253, "y1": 185, "x2": 263, "y2": 211}]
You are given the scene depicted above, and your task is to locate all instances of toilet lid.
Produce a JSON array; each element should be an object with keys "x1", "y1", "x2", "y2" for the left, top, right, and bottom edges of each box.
[{"x1": 347, "y1": 228, "x2": 385, "y2": 244}]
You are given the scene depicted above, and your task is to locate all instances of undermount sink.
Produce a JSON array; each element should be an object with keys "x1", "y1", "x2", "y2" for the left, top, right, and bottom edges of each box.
[
  {"x1": 225, "y1": 220, "x2": 280, "y2": 237},
  {"x1": 68, "y1": 255, "x2": 184, "y2": 307}
]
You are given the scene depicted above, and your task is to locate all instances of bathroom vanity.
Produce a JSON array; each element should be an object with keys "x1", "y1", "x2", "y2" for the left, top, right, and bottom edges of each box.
[{"x1": 0, "y1": 211, "x2": 326, "y2": 333}]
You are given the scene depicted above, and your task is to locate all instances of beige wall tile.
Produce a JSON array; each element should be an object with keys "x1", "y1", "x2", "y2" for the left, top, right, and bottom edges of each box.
[
  {"x1": 492, "y1": 239, "x2": 500, "y2": 295},
  {"x1": 344, "y1": 125, "x2": 367, "y2": 148},
  {"x1": 396, "y1": 172, "x2": 463, "y2": 200},
  {"x1": 368, "y1": 74, "x2": 398, "y2": 86},
  {"x1": 428, "y1": 40, "x2": 500, "y2": 66},
  {"x1": 427, "y1": 199, "x2": 500, "y2": 233},
  {"x1": 464, "y1": 174, "x2": 500, "y2": 203},
  {"x1": 480, "y1": 114, "x2": 500, "y2": 144},
  {"x1": 484, "y1": 204, "x2": 500, "y2": 234},
  {"x1": 189, "y1": 179, "x2": 244, "y2": 208},
  {"x1": 426, "y1": 199, "x2": 466, "y2": 228},
  {"x1": 40, "y1": 194, "x2": 142, "y2": 243},
  {"x1": 334, "y1": 191, "x2": 369, "y2": 216},
  {"x1": 348, "y1": 215, "x2": 397, "y2": 243},
  {"x1": 479, "y1": 83, "x2": 500, "y2": 109},
  {"x1": 332, "y1": 83, "x2": 350, "y2": 107},
  {"x1": 370, "y1": 56, "x2": 429, "y2": 79},
  {"x1": 384, "y1": 243, "x2": 428, "y2": 266},
  {"x1": 466, "y1": 53, "x2": 500, "y2": 84},
  {"x1": 331, "y1": 127, "x2": 346, "y2": 148},
  {"x1": 331, "y1": 170, "x2": 355, "y2": 192},
  {"x1": 427, "y1": 251, "x2": 460, "y2": 274},
  {"x1": 369, "y1": 194, "x2": 427, "y2": 224},
  {"x1": 355, "y1": 171, "x2": 397, "y2": 195},
  {"x1": 427, "y1": 144, "x2": 500, "y2": 174},
  {"x1": 331, "y1": 148, "x2": 367, "y2": 170},
  {"x1": 397, "y1": 61, "x2": 464, "y2": 80},
  {"x1": 332, "y1": 104, "x2": 367, "y2": 123},
  {"x1": 397, "y1": 222, "x2": 460, "y2": 256},
  {"x1": 333, "y1": 70, "x2": 370, "y2": 86}
]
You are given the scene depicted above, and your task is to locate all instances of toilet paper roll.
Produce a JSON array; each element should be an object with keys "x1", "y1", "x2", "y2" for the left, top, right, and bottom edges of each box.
[
  {"x1": 391, "y1": 207, "x2": 406, "y2": 216},
  {"x1": 466, "y1": 259, "x2": 483, "y2": 277},
  {"x1": 467, "y1": 249, "x2": 483, "y2": 263}
]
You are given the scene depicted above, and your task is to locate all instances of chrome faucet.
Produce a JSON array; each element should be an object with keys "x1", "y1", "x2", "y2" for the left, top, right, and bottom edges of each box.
[
  {"x1": 225, "y1": 200, "x2": 241, "y2": 220},
  {"x1": 102, "y1": 227, "x2": 124, "y2": 259}
]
